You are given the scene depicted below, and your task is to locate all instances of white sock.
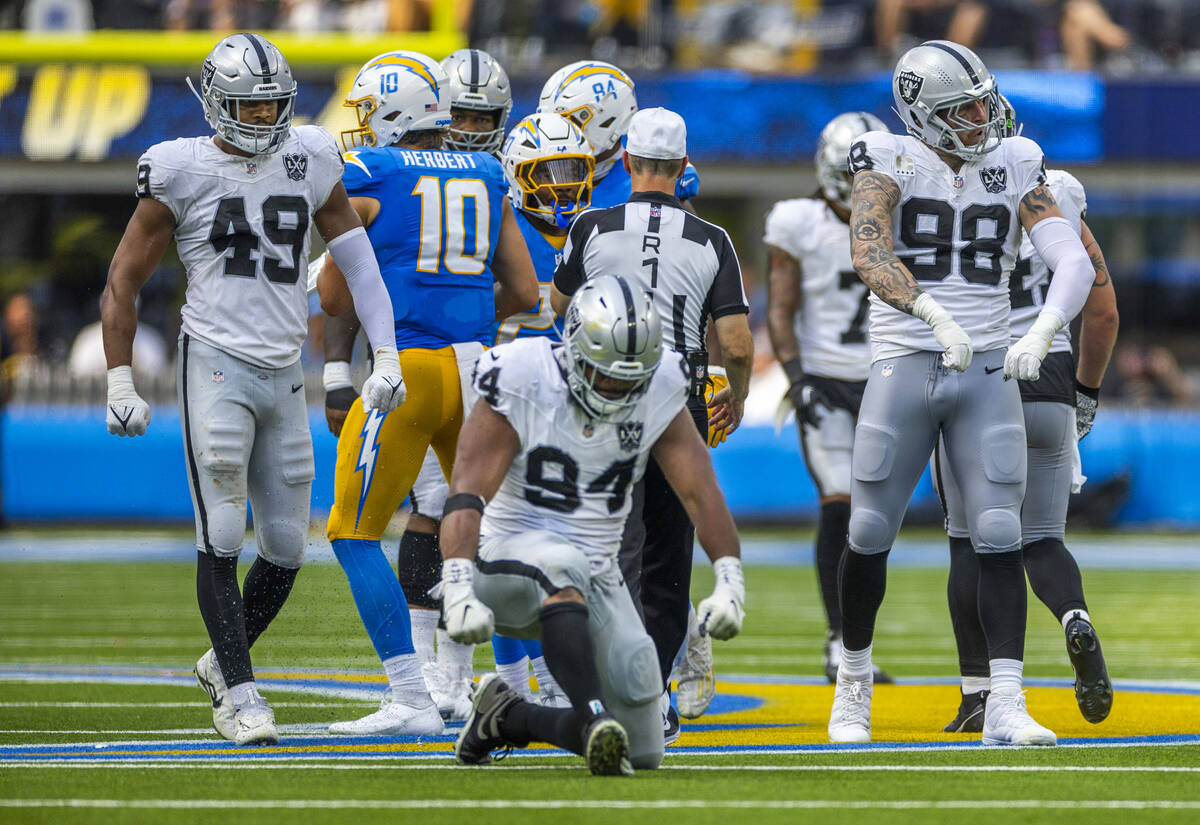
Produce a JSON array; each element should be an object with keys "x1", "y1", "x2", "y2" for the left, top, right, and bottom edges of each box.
[
  {"x1": 229, "y1": 681, "x2": 263, "y2": 709},
  {"x1": 435, "y1": 628, "x2": 475, "y2": 674},
  {"x1": 1061, "y1": 609, "x2": 1092, "y2": 631},
  {"x1": 410, "y1": 609, "x2": 438, "y2": 664},
  {"x1": 840, "y1": 644, "x2": 872, "y2": 678},
  {"x1": 989, "y1": 658, "x2": 1023, "y2": 695},
  {"x1": 382, "y1": 653, "x2": 430, "y2": 698},
  {"x1": 497, "y1": 657, "x2": 533, "y2": 701},
  {"x1": 962, "y1": 676, "x2": 991, "y2": 695},
  {"x1": 530, "y1": 655, "x2": 559, "y2": 694}
]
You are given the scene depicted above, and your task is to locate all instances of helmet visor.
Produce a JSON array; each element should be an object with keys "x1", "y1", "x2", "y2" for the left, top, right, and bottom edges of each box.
[{"x1": 516, "y1": 155, "x2": 594, "y2": 217}]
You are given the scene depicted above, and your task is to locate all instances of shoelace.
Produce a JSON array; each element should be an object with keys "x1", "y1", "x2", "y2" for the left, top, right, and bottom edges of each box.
[
  {"x1": 491, "y1": 745, "x2": 514, "y2": 762},
  {"x1": 847, "y1": 681, "x2": 865, "y2": 704}
]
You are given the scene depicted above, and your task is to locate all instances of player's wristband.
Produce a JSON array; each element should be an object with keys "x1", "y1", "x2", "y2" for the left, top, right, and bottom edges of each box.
[
  {"x1": 323, "y1": 360, "x2": 353, "y2": 391},
  {"x1": 781, "y1": 357, "x2": 805, "y2": 387},
  {"x1": 443, "y1": 493, "x2": 487, "y2": 518},
  {"x1": 1076, "y1": 381, "x2": 1100, "y2": 401}
]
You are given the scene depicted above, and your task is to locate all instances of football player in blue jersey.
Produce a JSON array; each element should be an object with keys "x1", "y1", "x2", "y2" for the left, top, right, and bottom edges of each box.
[
  {"x1": 487, "y1": 111, "x2": 597, "y2": 707},
  {"x1": 537, "y1": 60, "x2": 700, "y2": 208},
  {"x1": 315, "y1": 50, "x2": 538, "y2": 736}
]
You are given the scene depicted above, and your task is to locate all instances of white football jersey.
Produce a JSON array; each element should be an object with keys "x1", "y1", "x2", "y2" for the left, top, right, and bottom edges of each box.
[
  {"x1": 763, "y1": 197, "x2": 870, "y2": 381},
  {"x1": 1009, "y1": 169, "x2": 1087, "y2": 354},
  {"x1": 477, "y1": 337, "x2": 689, "y2": 570},
  {"x1": 137, "y1": 125, "x2": 344, "y2": 368},
  {"x1": 852, "y1": 132, "x2": 1047, "y2": 361}
]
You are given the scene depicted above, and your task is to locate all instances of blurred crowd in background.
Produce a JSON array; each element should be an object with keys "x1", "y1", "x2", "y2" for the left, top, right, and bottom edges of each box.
[{"x1": 7, "y1": 0, "x2": 1200, "y2": 74}]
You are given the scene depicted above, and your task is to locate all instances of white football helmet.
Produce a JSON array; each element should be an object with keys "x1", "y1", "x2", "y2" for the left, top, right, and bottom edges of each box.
[
  {"x1": 815, "y1": 111, "x2": 888, "y2": 210},
  {"x1": 502, "y1": 113, "x2": 595, "y2": 228},
  {"x1": 187, "y1": 33, "x2": 297, "y2": 156},
  {"x1": 562, "y1": 274, "x2": 662, "y2": 420},
  {"x1": 891, "y1": 40, "x2": 1003, "y2": 160},
  {"x1": 341, "y1": 51, "x2": 449, "y2": 150},
  {"x1": 537, "y1": 60, "x2": 637, "y2": 177},
  {"x1": 440, "y1": 49, "x2": 513, "y2": 154}
]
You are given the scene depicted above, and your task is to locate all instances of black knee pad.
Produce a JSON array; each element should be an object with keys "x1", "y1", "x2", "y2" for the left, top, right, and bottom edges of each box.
[{"x1": 396, "y1": 529, "x2": 442, "y2": 609}]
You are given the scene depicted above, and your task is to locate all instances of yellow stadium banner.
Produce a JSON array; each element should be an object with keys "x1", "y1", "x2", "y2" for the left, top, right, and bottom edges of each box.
[{"x1": 0, "y1": 29, "x2": 465, "y2": 67}]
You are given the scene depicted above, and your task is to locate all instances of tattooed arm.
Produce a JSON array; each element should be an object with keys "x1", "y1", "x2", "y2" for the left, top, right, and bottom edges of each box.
[
  {"x1": 1017, "y1": 183, "x2": 1067, "y2": 232},
  {"x1": 1075, "y1": 219, "x2": 1119, "y2": 390},
  {"x1": 848, "y1": 170, "x2": 923, "y2": 313}
]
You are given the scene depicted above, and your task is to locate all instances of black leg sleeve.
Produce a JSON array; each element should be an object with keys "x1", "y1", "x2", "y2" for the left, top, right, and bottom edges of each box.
[
  {"x1": 1022, "y1": 537, "x2": 1088, "y2": 621},
  {"x1": 539, "y1": 602, "x2": 607, "y2": 724},
  {"x1": 499, "y1": 702, "x2": 583, "y2": 755},
  {"x1": 396, "y1": 528, "x2": 443, "y2": 610},
  {"x1": 242, "y1": 556, "x2": 298, "y2": 649},
  {"x1": 815, "y1": 500, "x2": 851, "y2": 634},
  {"x1": 838, "y1": 545, "x2": 890, "y2": 652},
  {"x1": 977, "y1": 548, "x2": 1026, "y2": 661},
  {"x1": 196, "y1": 551, "x2": 252, "y2": 687},
  {"x1": 947, "y1": 536, "x2": 990, "y2": 677}
]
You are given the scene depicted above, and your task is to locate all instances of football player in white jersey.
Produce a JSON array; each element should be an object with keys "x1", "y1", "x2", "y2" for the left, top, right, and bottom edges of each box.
[
  {"x1": 765, "y1": 111, "x2": 894, "y2": 686},
  {"x1": 936, "y1": 99, "x2": 1118, "y2": 733},
  {"x1": 102, "y1": 34, "x2": 405, "y2": 746},
  {"x1": 829, "y1": 40, "x2": 1098, "y2": 747},
  {"x1": 437, "y1": 275, "x2": 745, "y2": 775}
]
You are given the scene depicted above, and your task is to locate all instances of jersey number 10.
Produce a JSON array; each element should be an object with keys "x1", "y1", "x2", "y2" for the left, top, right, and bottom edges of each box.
[{"x1": 412, "y1": 176, "x2": 492, "y2": 275}]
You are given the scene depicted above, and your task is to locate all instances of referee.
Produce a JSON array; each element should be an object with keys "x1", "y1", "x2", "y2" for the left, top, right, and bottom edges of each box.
[{"x1": 550, "y1": 107, "x2": 753, "y2": 740}]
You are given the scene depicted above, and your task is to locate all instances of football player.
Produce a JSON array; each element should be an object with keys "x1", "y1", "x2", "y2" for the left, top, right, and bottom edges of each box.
[
  {"x1": 829, "y1": 40, "x2": 1098, "y2": 746},
  {"x1": 764, "y1": 111, "x2": 895, "y2": 686},
  {"x1": 438, "y1": 274, "x2": 746, "y2": 775},
  {"x1": 935, "y1": 97, "x2": 1118, "y2": 733},
  {"x1": 103, "y1": 34, "x2": 406, "y2": 746},
  {"x1": 487, "y1": 111, "x2": 597, "y2": 710},
  {"x1": 315, "y1": 50, "x2": 537, "y2": 736}
]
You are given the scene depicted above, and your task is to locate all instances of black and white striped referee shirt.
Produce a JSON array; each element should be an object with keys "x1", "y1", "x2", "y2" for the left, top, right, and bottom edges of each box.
[{"x1": 553, "y1": 191, "x2": 748, "y2": 356}]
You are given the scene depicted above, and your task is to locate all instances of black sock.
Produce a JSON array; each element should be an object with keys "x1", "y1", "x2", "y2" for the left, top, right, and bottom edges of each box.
[
  {"x1": 499, "y1": 701, "x2": 583, "y2": 755},
  {"x1": 242, "y1": 557, "x2": 298, "y2": 649},
  {"x1": 396, "y1": 529, "x2": 442, "y2": 610},
  {"x1": 539, "y1": 601, "x2": 606, "y2": 723},
  {"x1": 977, "y1": 549, "x2": 1026, "y2": 661},
  {"x1": 838, "y1": 545, "x2": 889, "y2": 652},
  {"x1": 1022, "y1": 537, "x2": 1087, "y2": 621},
  {"x1": 946, "y1": 536, "x2": 990, "y2": 678},
  {"x1": 816, "y1": 500, "x2": 850, "y2": 635},
  {"x1": 196, "y1": 551, "x2": 252, "y2": 687}
]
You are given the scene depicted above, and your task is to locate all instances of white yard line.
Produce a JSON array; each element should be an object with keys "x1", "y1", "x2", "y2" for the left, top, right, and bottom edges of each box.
[{"x1": 1, "y1": 762, "x2": 1197, "y2": 773}]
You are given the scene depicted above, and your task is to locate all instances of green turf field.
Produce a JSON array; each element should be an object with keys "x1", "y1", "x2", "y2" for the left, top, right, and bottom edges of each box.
[{"x1": 1, "y1": 546, "x2": 1198, "y2": 823}]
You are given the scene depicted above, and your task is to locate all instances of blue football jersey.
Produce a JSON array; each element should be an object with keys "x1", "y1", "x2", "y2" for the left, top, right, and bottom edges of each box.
[
  {"x1": 342, "y1": 147, "x2": 507, "y2": 349},
  {"x1": 494, "y1": 207, "x2": 565, "y2": 344},
  {"x1": 590, "y1": 160, "x2": 632, "y2": 210}
]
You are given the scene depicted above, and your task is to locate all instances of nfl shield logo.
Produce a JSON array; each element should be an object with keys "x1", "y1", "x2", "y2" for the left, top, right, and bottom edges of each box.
[
  {"x1": 897, "y1": 70, "x2": 924, "y2": 106},
  {"x1": 212, "y1": 370, "x2": 224, "y2": 383},
  {"x1": 617, "y1": 421, "x2": 643, "y2": 452},
  {"x1": 953, "y1": 175, "x2": 964, "y2": 189},
  {"x1": 244, "y1": 162, "x2": 257, "y2": 176},
  {"x1": 980, "y1": 166, "x2": 1007, "y2": 194},
  {"x1": 283, "y1": 153, "x2": 308, "y2": 181},
  {"x1": 881, "y1": 364, "x2": 894, "y2": 378}
]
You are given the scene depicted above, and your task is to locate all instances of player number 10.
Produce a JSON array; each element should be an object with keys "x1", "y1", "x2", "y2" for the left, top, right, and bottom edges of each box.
[{"x1": 412, "y1": 176, "x2": 492, "y2": 275}]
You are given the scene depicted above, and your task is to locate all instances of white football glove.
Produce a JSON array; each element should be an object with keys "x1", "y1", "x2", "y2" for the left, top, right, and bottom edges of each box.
[
  {"x1": 106, "y1": 366, "x2": 150, "y2": 437},
  {"x1": 1005, "y1": 310, "x2": 1065, "y2": 382},
  {"x1": 361, "y1": 346, "x2": 405, "y2": 413},
  {"x1": 697, "y1": 556, "x2": 745, "y2": 641},
  {"x1": 437, "y1": 558, "x2": 495, "y2": 644},
  {"x1": 913, "y1": 293, "x2": 972, "y2": 372}
]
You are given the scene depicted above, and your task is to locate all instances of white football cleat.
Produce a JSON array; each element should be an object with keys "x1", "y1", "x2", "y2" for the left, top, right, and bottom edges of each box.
[
  {"x1": 981, "y1": 690, "x2": 1057, "y2": 746},
  {"x1": 828, "y1": 669, "x2": 873, "y2": 744},
  {"x1": 233, "y1": 701, "x2": 278, "y2": 747},
  {"x1": 328, "y1": 691, "x2": 446, "y2": 736},
  {"x1": 423, "y1": 662, "x2": 474, "y2": 722},
  {"x1": 194, "y1": 649, "x2": 237, "y2": 740},
  {"x1": 536, "y1": 676, "x2": 572, "y2": 709},
  {"x1": 676, "y1": 617, "x2": 715, "y2": 719}
]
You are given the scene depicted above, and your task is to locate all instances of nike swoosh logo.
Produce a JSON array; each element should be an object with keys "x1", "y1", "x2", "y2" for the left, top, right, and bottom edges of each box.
[
  {"x1": 984, "y1": 366, "x2": 1003, "y2": 374},
  {"x1": 292, "y1": 383, "x2": 304, "y2": 393}
]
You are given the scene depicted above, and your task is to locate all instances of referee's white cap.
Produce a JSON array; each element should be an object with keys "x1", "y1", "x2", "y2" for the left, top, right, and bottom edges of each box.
[{"x1": 626, "y1": 107, "x2": 687, "y2": 160}]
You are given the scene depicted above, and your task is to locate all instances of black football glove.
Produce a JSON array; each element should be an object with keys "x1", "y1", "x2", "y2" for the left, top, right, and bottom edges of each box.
[{"x1": 1075, "y1": 381, "x2": 1099, "y2": 441}]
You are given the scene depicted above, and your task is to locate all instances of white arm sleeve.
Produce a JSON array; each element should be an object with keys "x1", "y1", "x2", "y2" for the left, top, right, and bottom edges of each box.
[
  {"x1": 1028, "y1": 216, "x2": 1093, "y2": 325},
  {"x1": 325, "y1": 226, "x2": 396, "y2": 354}
]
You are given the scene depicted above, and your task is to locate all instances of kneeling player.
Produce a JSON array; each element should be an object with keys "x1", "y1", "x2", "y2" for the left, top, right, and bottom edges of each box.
[{"x1": 436, "y1": 275, "x2": 746, "y2": 774}]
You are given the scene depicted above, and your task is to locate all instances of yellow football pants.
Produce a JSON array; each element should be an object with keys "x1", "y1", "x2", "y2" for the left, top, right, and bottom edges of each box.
[{"x1": 327, "y1": 346, "x2": 472, "y2": 541}]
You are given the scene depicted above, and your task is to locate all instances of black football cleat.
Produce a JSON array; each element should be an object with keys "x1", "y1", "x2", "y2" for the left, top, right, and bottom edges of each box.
[
  {"x1": 584, "y1": 714, "x2": 633, "y2": 776},
  {"x1": 455, "y1": 673, "x2": 522, "y2": 765},
  {"x1": 943, "y1": 690, "x2": 988, "y2": 733},
  {"x1": 1065, "y1": 616, "x2": 1113, "y2": 723}
]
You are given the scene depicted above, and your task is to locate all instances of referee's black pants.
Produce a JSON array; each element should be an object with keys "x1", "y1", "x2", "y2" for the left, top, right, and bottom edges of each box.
[{"x1": 618, "y1": 397, "x2": 708, "y2": 686}]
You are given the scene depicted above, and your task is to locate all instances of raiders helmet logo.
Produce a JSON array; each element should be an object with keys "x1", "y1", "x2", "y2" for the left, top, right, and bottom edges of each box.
[
  {"x1": 617, "y1": 421, "x2": 643, "y2": 452},
  {"x1": 980, "y1": 166, "x2": 1008, "y2": 194},
  {"x1": 897, "y1": 70, "x2": 924, "y2": 106},
  {"x1": 283, "y1": 153, "x2": 308, "y2": 181}
]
